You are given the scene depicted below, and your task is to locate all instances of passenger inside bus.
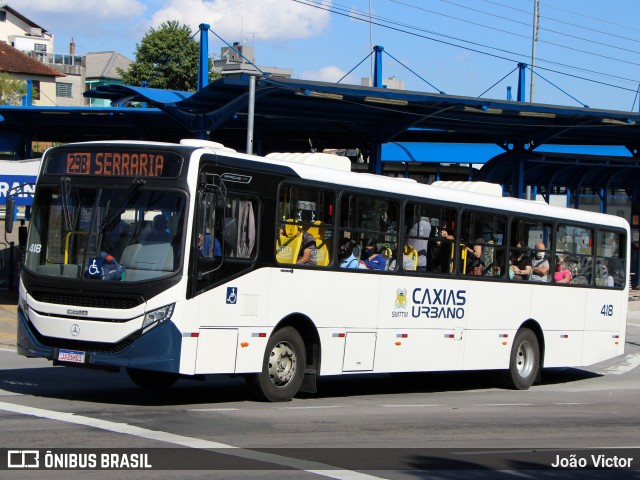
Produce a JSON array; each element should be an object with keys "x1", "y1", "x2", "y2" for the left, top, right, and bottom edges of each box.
[
  {"x1": 339, "y1": 237, "x2": 362, "y2": 268},
  {"x1": 197, "y1": 233, "x2": 221, "y2": 257},
  {"x1": 466, "y1": 240, "x2": 483, "y2": 275},
  {"x1": 427, "y1": 225, "x2": 454, "y2": 274},
  {"x1": 296, "y1": 228, "x2": 317, "y2": 265},
  {"x1": 510, "y1": 242, "x2": 532, "y2": 280},
  {"x1": 362, "y1": 237, "x2": 387, "y2": 270},
  {"x1": 407, "y1": 218, "x2": 430, "y2": 272},
  {"x1": 554, "y1": 257, "x2": 573, "y2": 283},
  {"x1": 530, "y1": 242, "x2": 550, "y2": 282},
  {"x1": 145, "y1": 214, "x2": 172, "y2": 243}
]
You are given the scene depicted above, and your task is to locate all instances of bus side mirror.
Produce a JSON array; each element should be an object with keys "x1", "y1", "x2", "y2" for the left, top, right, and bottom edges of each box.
[{"x1": 4, "y1": 198, "x2": 15, "y2": 234}]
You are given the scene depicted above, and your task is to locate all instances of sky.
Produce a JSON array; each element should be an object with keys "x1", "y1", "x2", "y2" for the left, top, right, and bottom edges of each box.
[{"x1": 16, "y1": 0, "x2": 640, "y2": 112}]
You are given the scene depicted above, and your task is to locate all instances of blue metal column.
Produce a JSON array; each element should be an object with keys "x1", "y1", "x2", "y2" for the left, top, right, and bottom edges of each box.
[
  {"x1": 517, "y1": 63, "x2": 527, "y2": 102},
  {"x1": 511, "y1": 152, "x2": 526, "y2": 198},
  {"x1": 198, "y1": 23, "x2": 210, "y2": 91},
  {"x1": 373, "y1": 46, "x2": 384, "y2": 88},
  {"x1": 510, "y1": 65, "x2": 528, "y2": 198},
  {"x1": 599, "y1": 187, "x2": 607, "y2": 213},
  {"x1": 371, "y1": 45, "x2": 385, "y2": 174},
  {"x1": 371, "y1": 133, "x2": 383, "y2": 175},
  {"x1": 21, "y1": 79, "x2": 32, "y2": 106}
]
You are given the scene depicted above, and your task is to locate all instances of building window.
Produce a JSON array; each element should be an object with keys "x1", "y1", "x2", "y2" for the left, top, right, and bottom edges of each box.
[
  {"x1": 56, "y1": 82, "x2": 72, "y2": 98},
  {"x1": 33, "y1": 43, "x2": 47, "y2": 62},
  {"x1": 31, "y1": 80, "x2": 40, "y2": 101}
]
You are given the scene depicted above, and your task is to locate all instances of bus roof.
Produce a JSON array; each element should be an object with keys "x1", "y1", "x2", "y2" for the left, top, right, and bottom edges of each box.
[{"x1": 50, "y1": 139, "x2": 630, "y2": 231}]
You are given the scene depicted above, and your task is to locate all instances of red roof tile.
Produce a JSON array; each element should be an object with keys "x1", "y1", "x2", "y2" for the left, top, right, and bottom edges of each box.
[{"x1": 0, "y1": 42, "x2": 64, "y2": 77}]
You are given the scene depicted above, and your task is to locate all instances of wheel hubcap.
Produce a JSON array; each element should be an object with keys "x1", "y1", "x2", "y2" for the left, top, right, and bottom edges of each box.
[
  {"x1": 268, "y1": 341, "x2": 297, "y2": 387},
  {"x1": 516, "y1": 340, "x2": 534, "y2": 378}
]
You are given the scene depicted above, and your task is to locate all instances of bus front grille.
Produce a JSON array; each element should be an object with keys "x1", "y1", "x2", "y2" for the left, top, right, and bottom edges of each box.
[{"x1": 32, "y1": 291, "x2": 143, "y2": 310}]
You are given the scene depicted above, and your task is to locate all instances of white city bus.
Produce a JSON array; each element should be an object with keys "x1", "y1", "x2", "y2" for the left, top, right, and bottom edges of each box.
[{"x1": 10, "y1": 139, "x2": 629, "y2": 401}]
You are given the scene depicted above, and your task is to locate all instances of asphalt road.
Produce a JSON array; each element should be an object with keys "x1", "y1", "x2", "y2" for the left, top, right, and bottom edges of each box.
[{"x1": 0, "y1": 300, "x2": 638, "y2": 479}]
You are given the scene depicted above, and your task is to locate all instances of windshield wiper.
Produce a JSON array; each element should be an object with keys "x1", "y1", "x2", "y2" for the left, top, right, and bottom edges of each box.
[{"x1": 99, "y1": 177, "x2": 146, "y2": 233}]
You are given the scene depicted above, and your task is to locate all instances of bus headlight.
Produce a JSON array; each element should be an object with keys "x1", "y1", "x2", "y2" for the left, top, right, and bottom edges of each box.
[{"x1": 142, "y1": 304, "x2": 175, "y2": 334}]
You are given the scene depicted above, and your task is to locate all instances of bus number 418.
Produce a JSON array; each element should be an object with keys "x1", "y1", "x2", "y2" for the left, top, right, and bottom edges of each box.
[{"x1": 601, "y1": 304, "x2": 614, "y2": 316}]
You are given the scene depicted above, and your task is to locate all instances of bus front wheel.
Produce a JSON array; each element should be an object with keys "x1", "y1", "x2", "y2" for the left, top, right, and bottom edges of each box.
[
  {"x1": 502, "y1": 328, "x2": 540, "y2": 390},
  {"x1": 127, "y1": 368, "x2": 179, "y2": 389},
  {"x1": 248, "y1": 326, "x2": 306, "y2": 402}
]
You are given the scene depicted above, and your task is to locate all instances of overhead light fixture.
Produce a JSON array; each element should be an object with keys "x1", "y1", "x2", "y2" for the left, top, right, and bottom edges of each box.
[
  {"x1": 364, "y1": 96, "x2": 408, "y2": 106},
  {"x1": 601, "y1": 118, "x2": 635, "y2": 125},
  {"x1": 518, "y1": 111, "x2": 556, "y2": 119},
  {"x1": 463, "y1": 106, "x2": 502, "y2": 114},
  {"x1": 295, "y1": 90, "x2": 343, "y2": 101}
]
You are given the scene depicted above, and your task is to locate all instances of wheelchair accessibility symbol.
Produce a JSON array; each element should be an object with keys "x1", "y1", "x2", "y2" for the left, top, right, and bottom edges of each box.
[
  {"x1": 226, "y1": 287, "x2": 237, "y2": 304},
  {"x1": 88, "y1": 260, "x2": 100, "y2": 275}
]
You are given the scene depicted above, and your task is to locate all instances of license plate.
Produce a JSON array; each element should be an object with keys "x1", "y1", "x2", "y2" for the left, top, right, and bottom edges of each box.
[{"x1": 57, "y1": 349, "x2": 86, "y2": 363}]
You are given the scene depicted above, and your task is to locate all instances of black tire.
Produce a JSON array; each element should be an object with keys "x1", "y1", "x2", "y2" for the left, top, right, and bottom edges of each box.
[
  {"x1": 248, "y1": 326, "x2": 306, "y2": 402},
  {"x1": 127, "y1": 368, "x2": 179, "y2": 389},
  {"x1": 502, "y1": 328, "x2": 540, "y2": 390}
]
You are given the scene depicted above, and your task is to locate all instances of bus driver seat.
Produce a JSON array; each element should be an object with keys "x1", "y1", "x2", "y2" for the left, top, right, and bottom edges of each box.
[{"x1": 120, "y1": 242, "x2": 174, "y2": 280}]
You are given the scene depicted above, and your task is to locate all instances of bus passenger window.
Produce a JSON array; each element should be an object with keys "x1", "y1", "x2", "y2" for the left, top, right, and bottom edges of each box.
[
  {"x1": 340, "y1": 193, "x2": 399, "y2": 271},
  {"x1": 461, "y1": 211, "x2": 506, "y2": 277},
  {"x1": 595, "y1": 230, "x2": 625, "y2": 288},
  {"x1": 276, "y1": 184, "x2": 335, "y2": 267},
  {"x1": 403, "y1": 203, "x2": 456, "y2": 274},
  {"x1": 556, "y1": 224, "x2": 593, "y2": 285},
  {"x1": 225, "y1": 198, "x2": 257, "y2": 259},
  {"x1": 510, "y1": 218, "x2": 552, "y2": 282}
]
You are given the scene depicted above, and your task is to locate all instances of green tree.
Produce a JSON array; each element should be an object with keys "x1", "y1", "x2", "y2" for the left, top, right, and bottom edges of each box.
[
  {"x1": 0, "y1": 73, "x2": 30, "y2": 105},
  {"x1": 118, "y1": 20, "x2": 217, "y2": 91}
]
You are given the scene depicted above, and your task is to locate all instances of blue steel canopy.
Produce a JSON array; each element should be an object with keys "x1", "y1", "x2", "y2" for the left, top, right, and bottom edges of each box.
[
  {"x1": 476, "y1": 150, "x2": 640, "y2": 198},
  {"x1": 82, "y1": 75, "x2": 640, "y2": 153},
  {"x1": 2, "y1": 75, "x2": 640, "y2": 197},
  {"x1": 85, "y1": 76, "x2": 640, "y2": 198}
]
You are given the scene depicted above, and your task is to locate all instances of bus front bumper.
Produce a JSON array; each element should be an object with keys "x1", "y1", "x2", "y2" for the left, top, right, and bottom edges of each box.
[{"x1": 16, "y1": 308, "x2": 182, "y2": 373}]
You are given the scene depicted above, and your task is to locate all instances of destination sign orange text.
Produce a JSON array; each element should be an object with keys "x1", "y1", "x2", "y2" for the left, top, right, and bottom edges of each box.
[{"x1": 66, "y1": 152, "x2": 165, "y2": 177}]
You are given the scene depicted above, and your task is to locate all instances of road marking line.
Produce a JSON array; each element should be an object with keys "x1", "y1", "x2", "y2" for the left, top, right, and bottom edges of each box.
[
  {"x1": 601, "y1": 353, "x2": 640, "y2": 375},
  {"x1": 188, "y1": 408, "x2": 240, "y2": 412},
  {"x1": 278, "y1": 405, "x2": 341, "y2": 410},
  {"x1": 473, "y1": 403, "x2": 535, "y2": 407},
  {"x1": 381, "y1": 404, "x2": 442, "y2": 408},
  {"x1": 627, "y1": 323, "x2": 640, "y2": 327},
  {"x1": 0, "y1": 390, "x2": 20, "y2": 396},
  {"x1": 0, "y1": 401, "x2": 383, "y2": 480}
]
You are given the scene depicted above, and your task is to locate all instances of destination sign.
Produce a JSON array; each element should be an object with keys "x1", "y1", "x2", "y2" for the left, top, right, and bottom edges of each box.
[{"x1": 45, "y1": 150, "x2": 183, "y2": 178}]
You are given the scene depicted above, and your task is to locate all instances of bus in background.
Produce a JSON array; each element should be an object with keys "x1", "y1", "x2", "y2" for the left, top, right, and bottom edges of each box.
[{"x1": 9, "y1": 139, "x2": 629, "y2": 401}]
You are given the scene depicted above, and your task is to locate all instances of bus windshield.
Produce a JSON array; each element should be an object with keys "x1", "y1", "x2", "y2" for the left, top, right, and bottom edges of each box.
[{"x1": 24, "y1": 183, "x2": 186, "y2": 282}]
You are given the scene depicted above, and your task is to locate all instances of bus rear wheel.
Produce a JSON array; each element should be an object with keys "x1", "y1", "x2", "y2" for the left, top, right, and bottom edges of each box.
[
  {"x1": 127, "y1": 368, "x2": 179, "y2": 389},
  {"x1": 248, "y1": 326, "x2": 306, "y2": 402},
  {"x1": 502, "y1": 328, "x2": 540, "y2": 390}
]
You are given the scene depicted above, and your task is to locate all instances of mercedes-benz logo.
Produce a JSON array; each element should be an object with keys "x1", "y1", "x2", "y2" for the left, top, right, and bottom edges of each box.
[{"x1": 70, "y1": 324, "x2": 80, "y2": 337}]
